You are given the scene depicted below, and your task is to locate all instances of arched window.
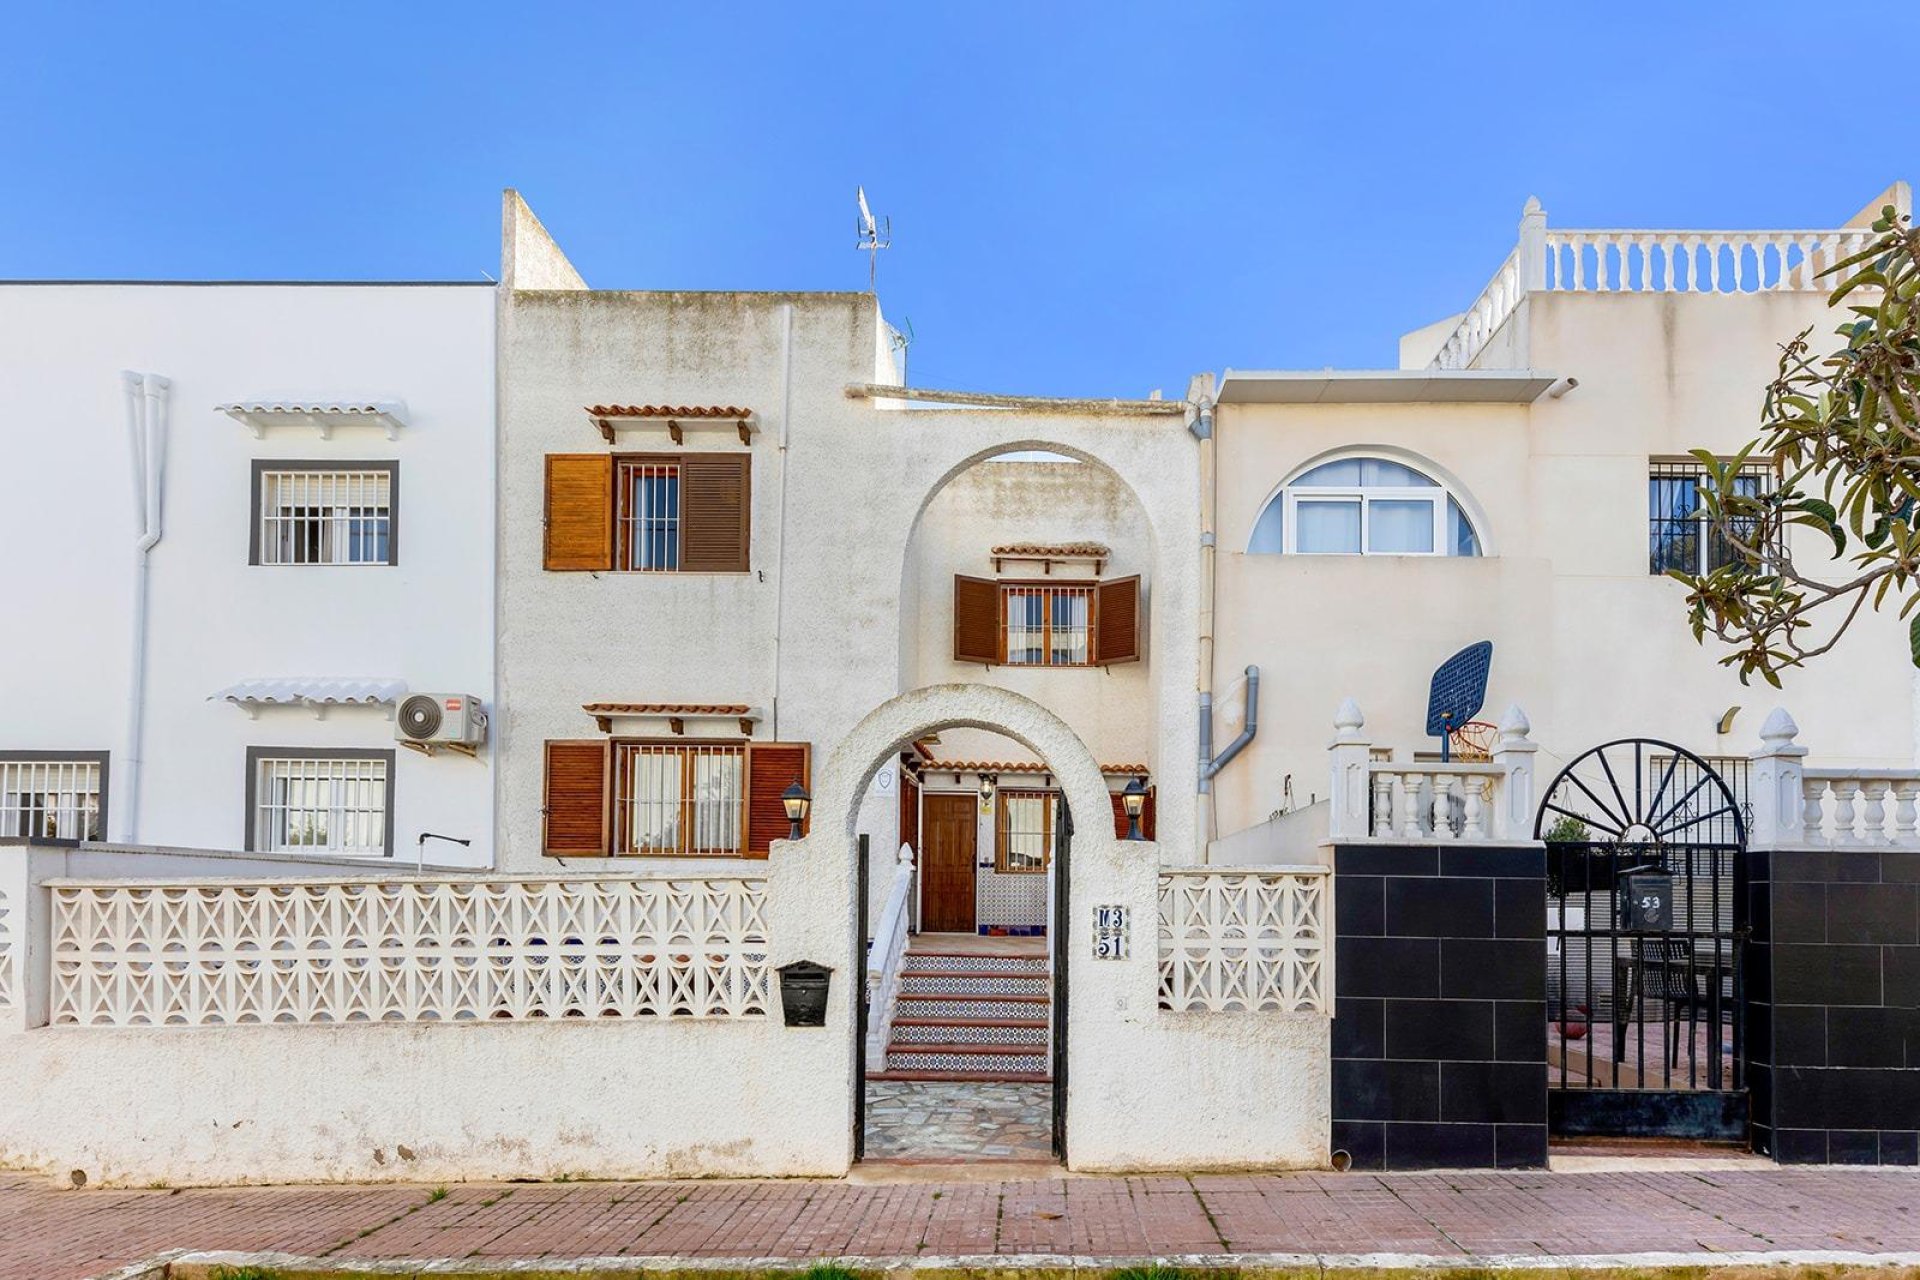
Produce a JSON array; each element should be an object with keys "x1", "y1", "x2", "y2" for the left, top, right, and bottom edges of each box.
[{"x1": 1248, "y1": 456, "x2": 1481, "y2": 556}]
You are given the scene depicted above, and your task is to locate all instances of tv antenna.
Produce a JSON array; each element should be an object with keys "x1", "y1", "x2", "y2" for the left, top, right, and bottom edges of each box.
[{"x1": 855, "y1": 186, "x2": 891, "y2": 292}]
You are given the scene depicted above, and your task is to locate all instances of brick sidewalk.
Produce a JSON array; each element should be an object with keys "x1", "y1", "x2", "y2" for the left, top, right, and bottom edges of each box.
[{"x1": 4, "y1": 1166, "x2": 1918, "y2": 1280}]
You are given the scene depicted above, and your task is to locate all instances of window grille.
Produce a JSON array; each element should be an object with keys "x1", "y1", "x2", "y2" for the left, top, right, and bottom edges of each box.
[
  {"x1": 614, "y1": 742, "x2": 745, "y2": 855},
  {"x1": 257, "y1": 469, "x2": 393, "y2": 565},
  {"x1": 0, "y1": 759, "x2": 103, "y2": 842},
  {"x1": 997, "y1": 788, "x2": 1055, "y2": 873},
  {"x1": 1002, "y1": 584, "x2": 1092, "y2": 666},
  {"x1": 1648, "y1": 461, "x2": 1771, "y2": 576},
  {"x1": 617, "y1": 461, "x2": 681, "y2": 571},
  {"x1": 253, "y1": 756, "x2": 389, "y2": 854}
]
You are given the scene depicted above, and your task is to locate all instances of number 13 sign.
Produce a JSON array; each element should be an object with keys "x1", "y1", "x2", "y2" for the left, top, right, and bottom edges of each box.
[{"x1": 1092, "y1": 904, "x2": 1129, "y2": 959}]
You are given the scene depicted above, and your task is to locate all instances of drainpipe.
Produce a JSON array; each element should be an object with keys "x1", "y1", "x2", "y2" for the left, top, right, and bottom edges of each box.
[
  {"x1": 769, "y1": 304, "x2": 793, "y2": 738},
  {"x1": 1189, "y1": 383, "x2": 1218, "y2": 854},
  {"x1": 119, "y1": 371, "x2": 170, "y2": 844},
  {"x1": 1201, "y1": 666, "x2": 1260, "y2": 789}
]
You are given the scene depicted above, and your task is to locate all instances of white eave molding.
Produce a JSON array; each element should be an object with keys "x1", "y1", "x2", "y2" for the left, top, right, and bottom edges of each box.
[
  {"x1": 216, "y1": 399, "x2": 410, "y2": 441},
  {"x1": 213, "y1": 677, "x2": 407, "y2": 721},
  {"x1": 1216, "y1": 369, "x2": 1560, "y2": 405}
]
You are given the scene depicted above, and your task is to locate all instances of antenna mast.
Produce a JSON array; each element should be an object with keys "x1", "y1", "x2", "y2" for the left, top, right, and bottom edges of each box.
[{"x1": 855, "y1": 186, "x2": 891, "y2": 292}]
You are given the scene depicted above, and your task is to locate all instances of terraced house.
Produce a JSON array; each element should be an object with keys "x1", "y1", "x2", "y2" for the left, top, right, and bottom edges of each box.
[{"x1": 0, "y1": 183, "x2": 1915, "y2": 1185}]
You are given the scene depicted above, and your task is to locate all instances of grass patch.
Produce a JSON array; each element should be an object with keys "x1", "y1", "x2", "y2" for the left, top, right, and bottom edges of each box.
[
  {"x1": 428, "y1": 1185, "x2": 450, "y2": 1203},
  {"x1": 795, "y1": 1267, "x2": 865, "y2": 1280},
  {"x1": 209, "y1": 1268, "x2": 287, "y2": 1280}
]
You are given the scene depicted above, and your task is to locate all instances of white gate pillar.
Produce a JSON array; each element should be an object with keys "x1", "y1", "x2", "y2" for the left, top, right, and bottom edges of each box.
[
  {"x1": 1490, "y1": 703, "x2": 1539, "y2": 840},
  {"x1": 1748, "y1": 707, "x2": 1808, "y2": 848},
  {"x1": 1327, "y1": 699, "x2": 1372, "y2": 840}
]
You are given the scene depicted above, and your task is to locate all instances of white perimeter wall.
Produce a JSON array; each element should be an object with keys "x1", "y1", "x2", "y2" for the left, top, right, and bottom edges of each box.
[{"x1": 0, "y1": 285, "x2": 496, "y2": 865}]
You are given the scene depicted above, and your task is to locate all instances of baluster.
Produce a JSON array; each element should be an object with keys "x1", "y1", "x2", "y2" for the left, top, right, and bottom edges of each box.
[
  {"x1": 1800, "y1": 236, "x2": 1820, "y2": 289},
  {"x1": 1431, "y1": 776, "x2": 1455, "y2": 840},
  {"x1": 1462, "y1": 777, "x2": 1487, "y2": 840},
  {"x1": 1862, "y1": 781, "x2": 1889, "y2": 846},
  {"x1": 1802, "y1": 779, "x2": 1827, "y2": 844},
  {"x1": 1595, "y1": 235, "x2": 1612, "y2": 291},
  {"x1": 1772, "y1": 237, "x2": 1790, "y2": 291},
  {"x1": 1401, "y1": 775, "x2": 1425, "y2": 839},
  {"x1": 1571, "y1": 238, "x2": 1587, "y2": 291},
  {"x1": 1372, "y1": 772, "x2": 1393, "y2": 837},
  {"x1": 1391, "y1": 775, "x2": 1414, "y2": 839},
  {"x1": 1635, "y1": 234, "x2": 1651, "y2": 291},
  {"x1": 1894, "y1": 781, "x2": 1919, "y2": 847},
  {"x1": 1658, "y1": 237, "x2": 1674, "y2": 290},
  {"x1": 1832, "y1": 781, "x2": 1859, "y2": 844},
  {"x1": 1708, "y1": 236, "x2": 1723, "y2": 292}
]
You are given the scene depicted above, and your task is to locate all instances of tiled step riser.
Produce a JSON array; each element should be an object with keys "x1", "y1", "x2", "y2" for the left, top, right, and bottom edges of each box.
[
  {"x1": 899, "y1": 974, "x2": 1048, "y2": 996},
  {"x1": 905, "y1": 954, "x2": 1048, "y2": 974},
  {"x1": 890, "y1": 1023, "x2": 1046, "y2": 1046},
  {"x1": 895, "y1": 997, "x2": 1044, "y2": 1020},
  {"x1": 887, "y1": 1049, "x2": 1048, "y2": 1074}
]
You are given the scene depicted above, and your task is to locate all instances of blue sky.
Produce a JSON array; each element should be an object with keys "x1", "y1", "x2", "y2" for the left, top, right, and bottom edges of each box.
[{"x1": 2, "y1": 2, "x2": 1912, "y2": 395}]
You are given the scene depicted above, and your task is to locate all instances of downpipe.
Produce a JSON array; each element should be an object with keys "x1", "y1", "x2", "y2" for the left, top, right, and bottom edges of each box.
[
  {"x1": 119, "y1": 371, "x2": 170, "y2": 844},
  {"x1": 1200, "y1": 666, "x2": 1260, "y2": 790}
]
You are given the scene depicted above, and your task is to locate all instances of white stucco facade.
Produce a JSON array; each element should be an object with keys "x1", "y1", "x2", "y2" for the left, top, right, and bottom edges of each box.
[
  {"x1": 0, "y1": 284, "x2": 496, "y2": 865},
  {"x1": 1207, "y1": 188, "x2": 1918, "y2": 840}
]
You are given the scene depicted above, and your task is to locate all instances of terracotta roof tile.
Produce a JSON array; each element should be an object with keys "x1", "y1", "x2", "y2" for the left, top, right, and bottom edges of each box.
[
  {"x1": 582, "y1": 703, "x2": 754, "y2": 716},
  {"x1": 912, "y1": 758, "x2": 1149, "y2": 777},
  {"x1": 586, "y1": 405, "x2": 753, "y2": 419},
  {"x1": 990, "y1": 542, "x2": 1111, "y2": 558}
]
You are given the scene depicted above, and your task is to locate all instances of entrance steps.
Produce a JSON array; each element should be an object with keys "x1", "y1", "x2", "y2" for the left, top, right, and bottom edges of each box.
[{"x1": 869, "y1": 943, "x2": 1051, "y2": 1083}]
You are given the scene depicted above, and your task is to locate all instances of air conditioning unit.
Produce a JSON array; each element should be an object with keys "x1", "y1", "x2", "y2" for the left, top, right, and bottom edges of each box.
[{"x1": 395, "y1": 693, "x2": 487, "y2": 749}]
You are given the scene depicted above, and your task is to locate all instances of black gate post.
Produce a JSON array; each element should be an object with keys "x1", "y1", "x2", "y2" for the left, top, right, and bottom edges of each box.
[
  {"x1": 853, "y1": 833, "x2": 868, "y2": 1163},
  {"x1": 1051, "y1": 794, "x2": 1071, "y2": 1161}
]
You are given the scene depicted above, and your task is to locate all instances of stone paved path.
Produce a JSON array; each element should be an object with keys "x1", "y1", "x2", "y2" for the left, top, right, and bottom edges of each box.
[
  {"x1": 2, "y1": 1166, "x2": 1917, "y2": 1280},
  {"x1": 864, "y1": 1081, "x2": 1053, "y2": 1161}
]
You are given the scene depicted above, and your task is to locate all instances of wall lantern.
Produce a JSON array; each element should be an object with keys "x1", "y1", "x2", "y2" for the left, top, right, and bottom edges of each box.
[
  {"x1": 781, "y1": 780, "x2": 810, "y2": 840},
  {"x1": 1122, "y1": 777, "x2": 1148, "y2": 841},
  {"x1": 978, "y1": 773, "x2": 997, "y2": 804}
]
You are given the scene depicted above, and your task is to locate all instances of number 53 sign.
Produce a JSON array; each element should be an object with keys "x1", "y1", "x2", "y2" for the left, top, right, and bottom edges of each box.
[{"x1": 1092, "y1": 904, "x2": 1129, "y2": 959}]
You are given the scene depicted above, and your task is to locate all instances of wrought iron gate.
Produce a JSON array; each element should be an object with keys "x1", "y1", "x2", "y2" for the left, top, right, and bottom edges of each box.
[{"x1": 1535, "y1": 739, "x2": 1749, "y2": 1141}]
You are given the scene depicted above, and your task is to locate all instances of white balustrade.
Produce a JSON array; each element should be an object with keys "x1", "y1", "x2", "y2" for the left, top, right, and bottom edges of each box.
[
  {"x1": 1368, "y1": 764, "x2": 1502, "y2": 840},
  {"x1": 1801, "y1": 771, "x2": 1920, "y2": 848},
  {"x1": 1428, "y1": 195, "x2": 1879, "y2": 371},
  {"x1": 865, "y1": 844, "x2": 915, "y2": 1065},
  {"x1": 48, "y1": 873, "x2": 772, "y2": 1027},
  {"x1": 1543, "y1": 229, "x2": 1874, "y2": 296},
  {"x1": 1157, "y1": 867, "x2": 1328, "y2": 1014}
]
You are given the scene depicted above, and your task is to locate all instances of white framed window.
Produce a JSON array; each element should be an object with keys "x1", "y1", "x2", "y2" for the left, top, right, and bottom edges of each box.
[
  {"x1": 248, "y1": 750, "x2": 392, "y2": 855},
  {"x1": 0, "y1": 754, "x2": 106, "y2": 843},
  {"x1": 1249, "y1": 456, "x2": 1481, "y2": 557},
  {"x1": 252, "y1": 463, "x2": 396, "y2": 566},
  {"x1": 613, "y1": 741, "x2": 745, "y2": 855}
]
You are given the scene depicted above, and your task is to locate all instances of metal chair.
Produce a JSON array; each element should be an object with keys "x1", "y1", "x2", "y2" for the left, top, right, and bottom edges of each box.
[{"x1": 1612, "y1": 938, "x2": 1712, "y2": 1069}]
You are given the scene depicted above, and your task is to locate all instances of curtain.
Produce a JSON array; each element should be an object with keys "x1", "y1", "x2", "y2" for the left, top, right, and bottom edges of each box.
[
  {"x1": 1368, "y1": 499, "x2": 1434, "y2": 553},
  {"x1": 1295, "y1": 499, "x2": 1361, "y2": 553}
]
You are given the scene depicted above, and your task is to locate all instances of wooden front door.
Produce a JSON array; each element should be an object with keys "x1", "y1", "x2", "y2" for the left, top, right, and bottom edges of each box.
[{"x1": 920, "y1": 792, "x2": 977, "y2": 933}]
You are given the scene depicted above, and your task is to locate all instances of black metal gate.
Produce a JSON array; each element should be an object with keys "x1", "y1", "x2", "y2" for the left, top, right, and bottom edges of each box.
[
  {"x1": 1051, "y1": 793, "x2": 1072, "y2": 1161},
  {"x1": 1535, "y1": 739, "x2": 1749, "y2": 1141}
]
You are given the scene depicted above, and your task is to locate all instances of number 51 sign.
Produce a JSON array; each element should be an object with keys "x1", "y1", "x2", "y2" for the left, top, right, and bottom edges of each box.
[{"x1": 1092, "y1": 904, "x2": 1129, "y2": 959}]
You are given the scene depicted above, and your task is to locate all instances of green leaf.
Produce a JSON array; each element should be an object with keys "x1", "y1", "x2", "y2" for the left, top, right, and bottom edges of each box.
[{"x1": 1910, "y1": 613, "x2": 1920, "y2": 669}]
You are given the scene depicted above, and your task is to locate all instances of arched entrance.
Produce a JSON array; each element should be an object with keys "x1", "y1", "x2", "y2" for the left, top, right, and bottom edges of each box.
[
  {"x1": 819, "y1": 683, "x2": 1116, "y2": 1165},
  {"x1": 1535, "y1": 739, "x2": 1749, "y2": 1143}
]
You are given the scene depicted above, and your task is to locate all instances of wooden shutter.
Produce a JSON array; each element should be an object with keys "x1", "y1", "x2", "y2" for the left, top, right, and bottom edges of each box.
[
  {"x1": 680, "y1": 453, "x2": 751, "y2": 572},
  {"x1": 1094, "y1": 575, "x2": 1141, "y2": 665},
  {"x1": 544, "y1": 454, "x2": 612, "y2": 571},
  {"x1": 543, "y1": 740, "x2": 610, "y2": 856},
  {"x1": 746, "y1": 741, "x2": 810, "y2": 858},
  {"x1": 1108, "y1": 785, "x2": 1157, "y2": 840},
  {"x1": 953, "y1": 575, "x2": 1001, "y2": 664}
]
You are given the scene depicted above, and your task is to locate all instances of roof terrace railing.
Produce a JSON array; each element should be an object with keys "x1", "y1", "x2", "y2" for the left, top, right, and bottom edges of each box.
[{"x1": 1430, "y1": 198, "x2": 1880, "y2": 371}]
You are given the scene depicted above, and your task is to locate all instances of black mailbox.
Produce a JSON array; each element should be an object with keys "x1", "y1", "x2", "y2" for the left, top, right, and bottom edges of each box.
[
  {"x1": 1619, "y1": 870, "x2": 1675, "y2": 933},
  {"x1": 776, "y1": 960, "x2": 832, "y2": 1027}
]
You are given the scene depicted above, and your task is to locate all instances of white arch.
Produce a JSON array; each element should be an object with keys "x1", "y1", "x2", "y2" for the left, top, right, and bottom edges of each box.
[
  {"x1": 814, "y1": 683, "x2": 1115, "y2": 854},
  {"x1": 1246, "y1": 443, "x2": 1496, "y2": 556}
]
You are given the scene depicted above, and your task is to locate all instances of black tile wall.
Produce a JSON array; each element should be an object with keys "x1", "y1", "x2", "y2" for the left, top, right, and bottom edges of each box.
[
  {"x1": 1332, "y1": 842, "x2": 1548, "y2": 1171},
  {"x1": 1746, "y1": 846, "x2": 1920, "y2": 1166}
]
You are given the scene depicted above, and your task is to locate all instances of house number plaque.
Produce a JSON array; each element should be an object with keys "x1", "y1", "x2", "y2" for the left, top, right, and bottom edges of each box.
[{"x1": 1092, "y1": 904, "x2": 1128, "y2": 959}]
